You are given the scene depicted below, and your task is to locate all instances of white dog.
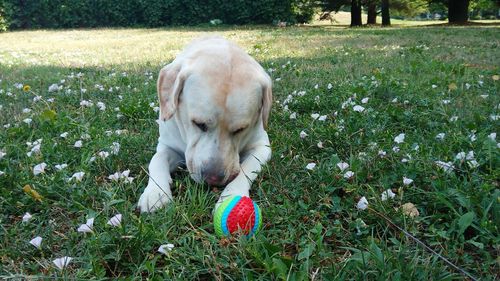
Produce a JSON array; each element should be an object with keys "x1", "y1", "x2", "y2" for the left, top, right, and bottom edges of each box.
[{"x1": 138, "y1": 36, "x2": 272, "y2": 213}]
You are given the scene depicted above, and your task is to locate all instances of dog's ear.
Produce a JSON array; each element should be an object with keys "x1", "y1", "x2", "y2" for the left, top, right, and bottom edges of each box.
[
  {"x1": 157, "y1": 62, "x2": 186, "y2": 121},
  {"x1": 261, "y1": 75, "x2": 273, "y2": 129}
]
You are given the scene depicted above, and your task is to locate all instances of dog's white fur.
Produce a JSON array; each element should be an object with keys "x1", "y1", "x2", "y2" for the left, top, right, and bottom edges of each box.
[{"x1": 138, "y1": 36, "x2": 272, "y2": 212}]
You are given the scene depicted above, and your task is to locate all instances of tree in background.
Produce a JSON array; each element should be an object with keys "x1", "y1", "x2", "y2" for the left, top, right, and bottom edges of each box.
[
  {"x1": 428, "y1": 0, "x2": 499, "y2": 23},
  {"x1": 351, "y1": 0, "x2": 363, "y2": 26}
]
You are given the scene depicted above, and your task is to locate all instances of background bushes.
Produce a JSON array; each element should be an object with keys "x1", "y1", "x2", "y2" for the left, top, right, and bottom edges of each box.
[{"x1": 0, "y1": 0, "x2": 314, "y2": 30}]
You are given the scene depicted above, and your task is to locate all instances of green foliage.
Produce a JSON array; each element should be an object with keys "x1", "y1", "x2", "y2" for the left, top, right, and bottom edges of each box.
[{"x1": 0, "y1": 0, "x2": 308, "y2": 30}]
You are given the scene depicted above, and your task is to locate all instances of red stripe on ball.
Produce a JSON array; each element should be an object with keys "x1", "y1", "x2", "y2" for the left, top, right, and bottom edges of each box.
[{"x1": 226, "y1": 196, "x2": 256, "y2": 234}]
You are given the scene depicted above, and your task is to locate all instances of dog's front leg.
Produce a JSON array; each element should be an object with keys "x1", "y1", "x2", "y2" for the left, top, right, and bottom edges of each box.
[
  {"x1": 216, "y1": 137, "x2": 271, "y2": 209},
  {"x1": 138, "y1": 146, "x2": 182, "y2": 213}
]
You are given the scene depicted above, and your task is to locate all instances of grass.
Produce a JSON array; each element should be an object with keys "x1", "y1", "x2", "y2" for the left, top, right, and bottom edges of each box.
[{"x1": 0, "y1": 24, "x2": 499, "y2": 280}]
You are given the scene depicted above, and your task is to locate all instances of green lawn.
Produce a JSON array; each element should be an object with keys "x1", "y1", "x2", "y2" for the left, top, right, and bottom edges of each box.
[{"x1": 0, "y1": 25, "x2": 499, "y2": 280}]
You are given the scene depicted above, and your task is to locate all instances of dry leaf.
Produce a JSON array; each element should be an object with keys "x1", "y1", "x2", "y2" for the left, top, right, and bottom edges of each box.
[
  {"x1": 448, "y1": 83, "x2": 457, "y2": 91},
  {"x1": 400, "y1": 202, "x2": 419, "y2": 217},
  {"x1": 492, "y1": 75, "x2": 499, "y2": 81},
  {"x1": 22, "y1": 184, "x2": 43, "y2": 202}
]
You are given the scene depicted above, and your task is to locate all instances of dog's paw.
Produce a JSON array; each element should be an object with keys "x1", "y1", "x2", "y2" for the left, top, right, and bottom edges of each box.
[{"x1": 137, "y1": 185, "x2": 172, "y2": 213}]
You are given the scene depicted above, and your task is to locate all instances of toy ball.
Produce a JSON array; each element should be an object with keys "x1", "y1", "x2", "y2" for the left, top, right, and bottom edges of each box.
[{"x1": 214, "y1": 196, "x2": 262, "y2": 237}]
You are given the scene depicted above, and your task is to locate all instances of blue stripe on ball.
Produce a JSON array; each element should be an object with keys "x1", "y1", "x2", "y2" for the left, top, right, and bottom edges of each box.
[
  {"x1": 221, "y1": 195, "x2": 241, "y2": 236},
  {"x1": 251, "y1": 201, "x2": 260, "y2": 236}
]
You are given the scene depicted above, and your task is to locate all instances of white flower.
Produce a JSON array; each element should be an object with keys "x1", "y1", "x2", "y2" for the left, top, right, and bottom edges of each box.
[
  {"x1": 81, "y1": 133, "x2": 91, "y2": 140},
  {"x1": 311, "y1": 113, "x2": 320, "y2": 120},
  {"x1": 327, "y1": 83, "x2": 333, "y2": 90},
  {"x1": 158, "y1": 243, "x2": 175, "y2": 254},
  {"x1": 317, "y1": 141, "x2": 323, "y2": 149},
  {"x1": 391, "y1": 97, "x2": 398, "y2": 103},
  {"x1": 466, "y1": 151, "x2": 475, "y2": 160},
  {"x1": 394, "y1": 133, "x2": 405, "y2": 144},
  {"x1": 442, "y1": 99, "x2": 451, "y2": 104},
  {"x1": 55, "y1": 164, "x2": 68, "y2": 170},
  {"x1": 336, "y1": 162, "x2": 349, "y2": 172},
  {"x1": 108, "y1": 172, "x2": 121, "y2": 181},
  {"x1": 305, "y1": 163, "x2": 316, "y2": 170},
  {"x1": 467, "y1": 160, "x2": 479, "y2": 168},
  {"x1": 48, "y1": 84, "x2": 60, "y2": 92},
  {"x1": 392, "y1": 146, "x2": 400, "y2": 153},
  {"x1": 107, "y1": 214, "x2": 122, "y2": 227},
  {"x1": 69, "y1": 172, "x2": 85, "y2": 182},
  {"x1": 490, "y1": 115, "x2": 500, "y2": 121},
  {"x1": 435, "y1": 161, "x2": 455, "y2": 173},
  {"x1": 449, "y1": 116, "x2": 458, "y2": 122},
  {"x1": 22, "y1": 212, "x2": 32, "y2": 222},
  {"x1": 53, "y1": 257, "x2": 72, "y2": 270},
  {"x1": 356, "y1": 196, "x2": 368, "y2": 210},
  {"x1": 33, "y1": 163, "x2": 47, "y2": 176},
  {"x1": 361, "y1": 97, "x2": 369, "y2": 104},
  {"x1": 60, "y1": 132, "x2": 69, "y2": 138},
  {"x1": 469, "y1": 133, "x2": 477, "y2": 142},
  {"x1": 343, "y1": 171, "x2": 354, "y2": 179},
  {"x1": 381, "y1": 189, "x2": 395, "y2": 201},
  {"x1": 77, "y1": 218, "x2": 95, "y2": 233},
  {"x1": 480, "y1": 94, "x2": 488, "y2": 99},
  {"x1": 97, "y1": 102, "x2": 106, "y2": 111},
  {"x1": 80, "y1": 100, "x2": 93, "y2": 107},
  {"x1": 353, "y1": 105, "x2": 365, "y2": 112},
  {"x1": 455, "y1": 152, "x2": 466, "y2": 160},
  {"x1": 98, "y1": 151, "x2": 110, "y2": 159},
  {"x1": 378, "y1": 150, "x2": 387, "y2": 157},
  {"x1": 488, "y1": 133, "x2": 497, "y2": 141},
  {"x1": 0, "y1": 150, "x2": 6, "y2": 160},
  {"x1": 289, "y1": 112, "x2": 297, "y2": 119},
  {"x1": 29, "y1": 236, "x2": 42, "y2": 249},
  {"x1": 110, "y1": 142, "x2": 120, "y2": 155},
  {"x1": 435, "y1": 133, "x2": 445, "y2": 140},
  {"x1": 22, "y1": 108, "x2": 32, "y2": 113},
  {"x1": 74, "y1": 140, "x2": 83, "y2": 148},
  {"x1": 403, "y1": 177, "x2": 413, "y2": 185},
  {"x1": 23, "y1": 118, "x2": 32, "y2": 125},
  {"x1": 318, "y1": 115, "x2": 327, "y2": 121},
  {"x1": 431, "y1": 84, "x2": 437, "y2": 89},
  {"x1": 0, "y1": 171, "x2": 4, "y2": 176},
  {"x1": 300, "y1": 131, "x2": 308, "y2": 139}
]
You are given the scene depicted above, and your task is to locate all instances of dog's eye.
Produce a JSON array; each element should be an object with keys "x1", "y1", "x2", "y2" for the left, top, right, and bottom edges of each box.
[
  {"x1": 193, "y1": 121, "x2": 208, "y2": 132},
  {"x1": 232, "y1": 127, "x2": 246, "y2": 135}
]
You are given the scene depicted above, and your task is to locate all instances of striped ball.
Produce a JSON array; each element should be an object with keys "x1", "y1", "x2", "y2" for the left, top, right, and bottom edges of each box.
[{"x1": 213, "y1": 196, "x2": 262, "y2": 237}]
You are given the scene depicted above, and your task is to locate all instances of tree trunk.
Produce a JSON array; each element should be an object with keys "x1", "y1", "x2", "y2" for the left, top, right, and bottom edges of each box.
[
  {"x1": 351, "y1": 0, "x2": 362, "y2": 27},
  {"x1": 367, "y1": 2, "x2": 377, "y2": 25},
  {"x1": 381, "y1": 0, "x2": 391, "y2": 26},
  {"x1": 448, "y1": 0, "x2": 470, "y2": 23}
]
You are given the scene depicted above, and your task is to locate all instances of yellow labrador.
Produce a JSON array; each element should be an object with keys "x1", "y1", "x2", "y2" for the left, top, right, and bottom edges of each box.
[{"x1": 138, "y1": 36, "x2": 272, "y2": 212}]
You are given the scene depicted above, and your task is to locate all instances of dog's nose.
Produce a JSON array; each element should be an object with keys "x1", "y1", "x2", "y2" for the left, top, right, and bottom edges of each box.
[{"x1": 202, "y1": 170, "x2": 239, "y2": 186}]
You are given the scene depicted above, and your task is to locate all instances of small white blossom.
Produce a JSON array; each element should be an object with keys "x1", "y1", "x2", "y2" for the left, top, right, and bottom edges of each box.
[
  {"x1": 29, "y1": 236, "x2": 42, "y2": 249},
  {"x1": 356, "y1": 196, "x2": 368, "y2": 210},
  {"x1": 23, "y1": 118, "x2": 32, "y2": 125},
  {"x1": 107, "y1": 214, "x2": 122, "y2": 227},
  {"x1": 33, "y1": 163, "x2": 47, "y2": 176},
  {"x1": 55, "y1": 164, "x2": 68, "y2": 170},
  {"x1": 488, "y1": 132, "x2": 496, "y2": 141},
  {"x1": 318, "y1": 115, "x2": 327, "y2": 121},
  {"x1": 305, "y1": 163, "x2": 316, "y2": 170},
  {"x1": 343, "y1": 171, "x2": 354, "y2": 179},
  {"x1": 60, "y1": 132, "x2": 69, "y2": 138},
  {"x1": 469, "y1": 133, "x2": 477, "y2": 142},
  {"x1": 97, "y1": 102, "x2": 106, "y2": 111},
  {"x1": 336, "y1": 162, "x2": 349, "y2": 172},
  {"x1": 53, "y1": 257, "x2": 72, "y2": 270},
  {"x1": 468, "y1": 160, "x2": 479, "y2": 168},
  {"x1": 110, "y1": 142, "x2": 120, "y2": 155},
  {"x1": 74, "y1": 140, "x2": 83, "y2": 148},
  {"x1": 361, "y1": 97, "x2": 369, "y2": 104},
  {"x1": 0, "y1": 150, "x2": 6, "y2": 160},
  {"x1": 449, "y1": 116, "x2": 458, "y2": 122},
  {"x1": 403, "y1": 177, "x2": 414, "y2": 185},
  {"x1": 311, "y1": 113, "x2": 320, "y2": 120},
  {"x1": 442, "y1": 99, "x2": 451, "y2": 105},
  {"x1": 77, "y1": 218, "x2": 95, "y2": 233},
  {"x1": 381, "y1": 189, "x2": 396, "y2": 201},
  {"x1": 490, "y1": 115, "x2": 500, "y2": 121},
  {"x1": 22, "y1": 212, "x2": 32, "y2": 222},
  {"x1": 48, "y1": 84, "x2": 60, "y2": 92},
  {"x1": 435, "y1": 161, "x2": 455, "y2": 173},
  {"x1": 158, "y1": 243, "x2": 175, "y2": 254},
  {"x1": 327, "y1": 83, "x2": 333, "y2": 90},
  {"x1": 394, "y1": 133, "x2": 405, "y2": 144},
  {"x1": 378, "y1": 150, "x2": 387, "y2": 157},
  {"x1": 289, "y1": 112, "x2": 296, "y2": 119},
  {"x1": 317, "y1": 141, "x2": 323, "y2": 148},
  {"x1": 353, "y1": 105, "x2": 365, "y2": 112},
  {"x1": 300, "y1": 131, "x2": 308, "y2": 139},
  {"x1": 98, "y1": 151, "x2": 110, "y2": 159},
  {"x1": 22, "y1": 108, "x2": 32, "y2": 113},
  {"x1": 392, "y1": 146, "x2": 400, "y2": 153},
  {"x1": 436, "y1": 133, "x2": 445, "y2": 140},
  {"x1": 455, "y1": 152, "x2": 466, "y2": 161},
  {"x1": 69, "y1": 172, "x2": 85, "y2": 182}
]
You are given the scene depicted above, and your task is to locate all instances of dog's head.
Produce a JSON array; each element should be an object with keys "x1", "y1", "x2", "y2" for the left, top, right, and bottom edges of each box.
[{"x1": 157, "y1": 40, "x2": 272, "y2": 186}]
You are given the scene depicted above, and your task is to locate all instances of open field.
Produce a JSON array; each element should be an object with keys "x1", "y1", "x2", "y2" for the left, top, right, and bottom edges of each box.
[{"x1": 0, "y1": 25, "x2": 499, "y2": 280}]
